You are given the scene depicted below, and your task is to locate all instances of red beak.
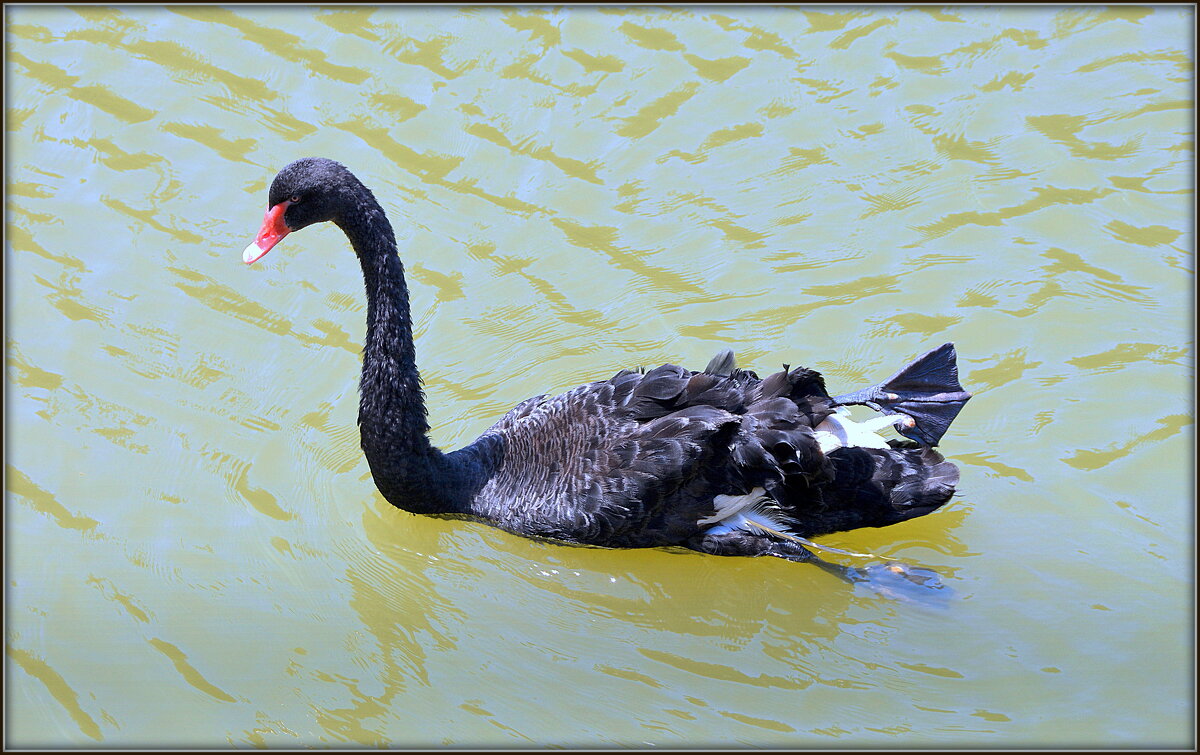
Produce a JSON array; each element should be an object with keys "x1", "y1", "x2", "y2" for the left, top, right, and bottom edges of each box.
[{"x1": 243, "y1": 201, "x2": 291, "y2": 264}]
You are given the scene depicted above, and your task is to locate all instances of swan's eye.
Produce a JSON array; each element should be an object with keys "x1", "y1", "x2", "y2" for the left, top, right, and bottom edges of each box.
[{"x1": 289, "y1": 194, "x2": 302, "y2": 204}]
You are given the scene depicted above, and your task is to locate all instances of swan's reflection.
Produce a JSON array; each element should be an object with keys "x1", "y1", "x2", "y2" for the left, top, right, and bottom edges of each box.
[{"x1": 317, "y1": 485, "x2": 968, "y2": 744}]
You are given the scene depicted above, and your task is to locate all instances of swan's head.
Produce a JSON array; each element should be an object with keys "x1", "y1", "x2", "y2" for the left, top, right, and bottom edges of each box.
[{"x1": 244, "y1": 157, "x2": 363, "y2": 264}]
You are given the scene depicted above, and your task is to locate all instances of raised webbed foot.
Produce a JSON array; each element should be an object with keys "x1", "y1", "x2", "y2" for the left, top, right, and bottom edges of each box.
[{"x1": 831, "y1": 343, "x2": 972, "y2": 446}]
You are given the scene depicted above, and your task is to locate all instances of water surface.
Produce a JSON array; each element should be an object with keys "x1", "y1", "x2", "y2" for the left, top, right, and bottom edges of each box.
[{"x1": 5, "y1": 5, "x2": 1193, "y2": 748}]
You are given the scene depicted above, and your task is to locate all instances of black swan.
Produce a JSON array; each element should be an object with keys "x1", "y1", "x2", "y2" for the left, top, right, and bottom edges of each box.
[{"x1": 244, "y1": 158, "x2": 972, "y2": 597}]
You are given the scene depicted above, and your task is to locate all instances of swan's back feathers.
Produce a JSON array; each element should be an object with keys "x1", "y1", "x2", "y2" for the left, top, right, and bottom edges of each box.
[
  {"x1": 472, "y1": 369, "x2": 745, "y2": 546},
  {"x1": 703, "y1": 348, "x2": 737, "y2": 376},
  {"x1": 470, "y1": 360, "x2": 900, "y2": 546}
]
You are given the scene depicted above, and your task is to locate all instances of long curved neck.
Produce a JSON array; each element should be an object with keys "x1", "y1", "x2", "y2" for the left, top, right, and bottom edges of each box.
[
  {"x1": 350, "y1": 214, "x2": 427, "y2": 455},
  {"x1": 342, "y1": 207, "x2": 492, "y2": 515}
]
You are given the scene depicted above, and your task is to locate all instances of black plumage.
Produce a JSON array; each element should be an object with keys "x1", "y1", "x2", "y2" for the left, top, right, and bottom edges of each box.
[{"x1": 244, "y1": 157, "x2": 972, "y2": 578}]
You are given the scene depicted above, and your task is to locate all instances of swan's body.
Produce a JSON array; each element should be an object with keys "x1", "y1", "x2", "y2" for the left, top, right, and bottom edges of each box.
[{"x1": 245, "y1": 158, "x2": 972, "y2": 588}]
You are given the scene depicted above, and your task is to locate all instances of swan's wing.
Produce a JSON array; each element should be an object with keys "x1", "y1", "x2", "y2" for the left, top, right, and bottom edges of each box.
[
  {"x1": 474, "y1": 356, "x2": 960, "y2": 546},
  {"x1": 473, "y1": 367, "x2": 742, "y2": 546},
  {"x1": 473, "y1": 363, "x2": 841, "y2": 547}
]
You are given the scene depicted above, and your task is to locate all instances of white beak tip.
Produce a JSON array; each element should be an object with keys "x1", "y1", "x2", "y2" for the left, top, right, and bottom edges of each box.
[{"x1": 243, "y1": 242, "x2": 267, "y2": 264}]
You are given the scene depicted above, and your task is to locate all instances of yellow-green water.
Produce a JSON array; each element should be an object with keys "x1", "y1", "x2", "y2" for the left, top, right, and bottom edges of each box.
[{"x1": 5, "y1": 5, "x2": 1193, "y2": 748}]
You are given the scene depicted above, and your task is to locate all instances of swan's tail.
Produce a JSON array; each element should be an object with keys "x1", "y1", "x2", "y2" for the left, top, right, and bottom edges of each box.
[
  {"x1": 796, "y1": 443, "x2": 959, "y2": 536},
  {"x1": 831, "y1": 343, "x2": 972, "y2": 446}
]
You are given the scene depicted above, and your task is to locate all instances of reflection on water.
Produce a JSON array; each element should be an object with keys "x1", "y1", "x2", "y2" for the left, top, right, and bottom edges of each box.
[{"x1": 6, "y1": 5, "x2": 1193, "y2": 748}]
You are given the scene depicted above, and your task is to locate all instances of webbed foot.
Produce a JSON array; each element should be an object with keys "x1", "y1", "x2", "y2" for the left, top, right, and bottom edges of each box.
[
  {"x1": 831, "y1": 343, "x2": 972, "y2": 446},
  {"x1": 849, "y1": 562, "x2": 951, "y2": 606}
]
